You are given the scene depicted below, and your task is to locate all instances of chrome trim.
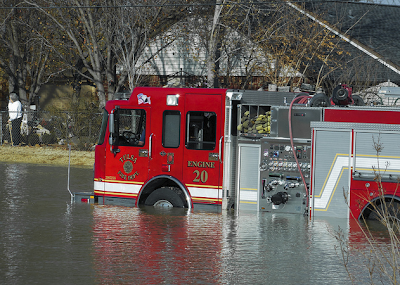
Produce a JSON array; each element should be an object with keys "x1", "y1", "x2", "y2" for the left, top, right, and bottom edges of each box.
[
  {"x1": 149, "y1": 133, "x2": 153, "y2": 159},
  {"x1": 219, "y1": 136, "x2": 223, "y2": 163}
]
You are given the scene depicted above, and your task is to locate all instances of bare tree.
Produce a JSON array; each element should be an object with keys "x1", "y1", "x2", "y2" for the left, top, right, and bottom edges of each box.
[
  {"x1": 206, "y1": 0, "x2": 225, "y2": 88},
  {"x1": 111, "y1": 1, "x2": 187, "y2": 92},
  {"x1": 26, "y1": 0, "x2": 191, "y2": 107},
  {"x1": 0, "y1": 0, "x2": 60, "y2": 105}
]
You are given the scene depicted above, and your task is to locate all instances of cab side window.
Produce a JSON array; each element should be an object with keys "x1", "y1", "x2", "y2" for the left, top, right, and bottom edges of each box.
[
  {"x1": 116, "y1": 109, "x2": 146, "y2": 146},
  {"x1": 163, "y1": 110, "x2": 180, "y2": 148},
  {"x1": 186, "y1": 111, "x2": 216, "y2": 150}
]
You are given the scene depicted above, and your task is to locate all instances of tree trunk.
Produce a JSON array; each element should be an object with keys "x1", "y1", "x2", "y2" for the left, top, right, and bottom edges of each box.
[{"x1": 207, "y1": 0, "x2": 224, "y2": 88}]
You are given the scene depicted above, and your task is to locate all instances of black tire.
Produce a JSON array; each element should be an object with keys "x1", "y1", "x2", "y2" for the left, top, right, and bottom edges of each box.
[
  {"x1": 309, "y1": 93, "x2": 331, "y2": 107},
  {"x1": 144, "y1": 187, "x2": 185, "y2": 208},
  {"x1": 352, "y1": 95, "x2": 365, "y2": 106},
  {"x1": 366, "y1": 200, "x2": 400, "y2": 221}
]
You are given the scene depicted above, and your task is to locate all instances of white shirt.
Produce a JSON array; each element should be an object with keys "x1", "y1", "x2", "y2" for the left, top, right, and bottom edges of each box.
[{"x1": 8, "y1": 100, "x2": 22, "y2": 121}]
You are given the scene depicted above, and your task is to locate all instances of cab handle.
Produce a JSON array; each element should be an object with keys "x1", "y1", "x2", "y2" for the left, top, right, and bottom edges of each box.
[
  {"x1": 149, "y1": 133, "x2": 154, "y2": 159},
  {"x1": 219, "y1": 136, "x2": 223, "y2": 163}
]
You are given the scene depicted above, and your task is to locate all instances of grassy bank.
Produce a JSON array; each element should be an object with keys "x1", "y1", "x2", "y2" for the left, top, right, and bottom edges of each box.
[{"x1": 0, "y1": 145, "x2": 94, "y2": 168}]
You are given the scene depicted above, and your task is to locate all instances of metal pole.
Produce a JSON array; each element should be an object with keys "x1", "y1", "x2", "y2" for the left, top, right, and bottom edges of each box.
[{"x1": 67, "y1": 144, "x2": 74, "y2": 199}]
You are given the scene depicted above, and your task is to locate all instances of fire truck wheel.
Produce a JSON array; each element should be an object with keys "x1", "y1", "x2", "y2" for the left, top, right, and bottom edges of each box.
[
  {"x1": 144, "y1": 187, "x2": 185, "y2": 208},
  {"x1": 366, "y1": 200, "x2": 400, "y2": 220}
]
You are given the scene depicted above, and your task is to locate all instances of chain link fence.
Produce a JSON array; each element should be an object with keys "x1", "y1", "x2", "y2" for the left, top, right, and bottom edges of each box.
[{"x1": 0, "y1": 110, "x2": 103, "y2": 150}]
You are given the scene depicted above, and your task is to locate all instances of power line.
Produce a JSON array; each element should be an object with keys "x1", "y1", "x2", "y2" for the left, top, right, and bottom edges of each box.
[{"x1": 0, "y1": 1, "x2": 395, "y2": 10}]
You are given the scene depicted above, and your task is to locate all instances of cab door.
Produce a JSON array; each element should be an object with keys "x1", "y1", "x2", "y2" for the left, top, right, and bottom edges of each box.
[
  {"x1": 103, "y1": 107, "x2": 150, "y2": 201},
  {"x1": 148, "y1": 109, "x2": 184, "y2": 181},
  {"x1": 183, "y1": 93, "x2": 224, "y2": 205}
]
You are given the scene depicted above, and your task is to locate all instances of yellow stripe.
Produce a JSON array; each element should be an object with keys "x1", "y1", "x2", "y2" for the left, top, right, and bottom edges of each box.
[
  {"x1": 240, "y1": 188, "x2": 257, "y2": 191},
  {"x1": 315, "y1": 153, "x2": 347, "y2": 198},
  {"x1": 240, "y1": 201, "x2": 257, "y2": 204},
  {"x1": 94, "y1": 190, "x2": 137, "y2": 197},
  {"x1": 192, "y1": 197, "x2": 221, "y2": 202},
  {"x1": 186, "y1": 184, "x2": 221, "y2": 189},
  {"x1": 356, "y1": 154, "x2": 400, "y2": 159},
  {"x1": 94, "y1": 178, "x2": 144, "y2": 185},
  {"x1": 315, "y1": 167, "x2": 347, "y2": 211},
  {"x1": 105, "y1": 191, "x2": 138, "y2": 197},
  {"x1": 355, "y1": 167, "x2": 400, "y2": 173}
]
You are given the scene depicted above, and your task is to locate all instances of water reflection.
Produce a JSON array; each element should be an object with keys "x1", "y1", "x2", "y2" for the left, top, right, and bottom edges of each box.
[
  {"x1": 91, "y1": 206, "x2": 355, "y2": 284},
  {"x1": 92, "y1": 206, "x2": 223, "y2": 284},
  {"x1": 2, "y1": 164, "x2": 28, "y2": 283},
  {"x1": 0, "y1": 162, "x2": 397, "y2": 284}
]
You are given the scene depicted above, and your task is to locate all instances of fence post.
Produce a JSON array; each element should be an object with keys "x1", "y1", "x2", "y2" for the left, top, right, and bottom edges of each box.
[{"x1": 66, "y1": 115, "x2": 69, "y2": 145}]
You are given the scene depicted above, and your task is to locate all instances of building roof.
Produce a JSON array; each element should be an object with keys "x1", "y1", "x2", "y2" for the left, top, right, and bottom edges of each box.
[{"x1": 304, "y1": 1, "x2": 400, "y2": 84}]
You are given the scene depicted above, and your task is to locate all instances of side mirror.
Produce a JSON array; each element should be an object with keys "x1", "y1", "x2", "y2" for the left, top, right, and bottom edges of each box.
[{"x1": 109, "y1": 112, "x2": 115, "y2": 146}]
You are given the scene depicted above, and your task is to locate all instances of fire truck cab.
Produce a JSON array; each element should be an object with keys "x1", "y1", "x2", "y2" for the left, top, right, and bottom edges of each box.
[{"x1": 94, "y1": 87, "x2": 232, "y2": 208}]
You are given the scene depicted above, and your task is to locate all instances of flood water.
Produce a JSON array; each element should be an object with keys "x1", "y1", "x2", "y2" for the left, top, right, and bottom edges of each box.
[{"x1": 0, "y1": 162, "x2": 397, "y2": 284}]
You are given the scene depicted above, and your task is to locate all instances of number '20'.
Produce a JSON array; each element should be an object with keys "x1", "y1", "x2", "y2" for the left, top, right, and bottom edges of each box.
[{"x1": 193, "y1": 170, "x2": 208, "y2": 183}]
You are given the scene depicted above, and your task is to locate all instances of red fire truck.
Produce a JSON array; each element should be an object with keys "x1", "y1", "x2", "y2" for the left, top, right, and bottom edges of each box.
[
  {"x1": 94, "y1": 87, "x2": 229, "y2": 209},
  {"x1": 89, "y1": 86, "x2": 400, "y2": 220}
]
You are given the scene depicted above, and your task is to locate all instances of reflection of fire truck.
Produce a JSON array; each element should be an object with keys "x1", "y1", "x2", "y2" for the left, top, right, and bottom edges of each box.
[
  {"x1": 92, "y1": 206, "x2": 223, "y2": 283},
  {"x1": 89, "y1": 85, "x2": 400, "y2": 219}
]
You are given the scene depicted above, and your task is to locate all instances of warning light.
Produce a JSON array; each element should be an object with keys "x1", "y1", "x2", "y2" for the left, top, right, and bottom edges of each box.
[{"x1": 167, "y1": 94, "x2": 179, "y2": 106}]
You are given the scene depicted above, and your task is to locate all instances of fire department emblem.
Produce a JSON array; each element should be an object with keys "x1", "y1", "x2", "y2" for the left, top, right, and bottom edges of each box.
[
  {"x1": 137, "y1": 93, "x2": 151, "y2": 104},
  {"x1": 123, "y1": 161, "x2": 133, "y2": 174}
]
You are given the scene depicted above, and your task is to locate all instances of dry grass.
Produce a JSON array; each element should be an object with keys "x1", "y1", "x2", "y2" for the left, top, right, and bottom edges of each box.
[{"x1": 0, "y1": 145, "x2": 94, "y2": 168}]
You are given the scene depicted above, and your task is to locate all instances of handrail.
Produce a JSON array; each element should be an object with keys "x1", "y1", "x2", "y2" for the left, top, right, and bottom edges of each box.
[
  {"x1": 149, "y1": 133, "x2": 154, "y2": 159},
  {"x1": 219, "y1": 136, "x2": 223, "y2": 163}
]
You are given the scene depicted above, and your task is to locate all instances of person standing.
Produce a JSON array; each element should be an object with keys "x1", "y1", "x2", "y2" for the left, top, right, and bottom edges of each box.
[{"x1": 8, "y1": 93, "x2": 23, "y2": 146}]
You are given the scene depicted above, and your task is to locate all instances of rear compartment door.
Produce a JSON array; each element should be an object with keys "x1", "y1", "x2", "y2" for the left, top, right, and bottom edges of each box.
[
  {"x1": 103, "y1": 107, "x2": 150, "y2": 200},
  {"x1": 183, "y1": 93, "x2": 224, "y2": 205}
]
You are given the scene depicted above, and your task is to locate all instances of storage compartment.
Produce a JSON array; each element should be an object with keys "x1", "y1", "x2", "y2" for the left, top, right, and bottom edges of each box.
[{"x1": 237, "y1": 104, "x2": 272, "y2": 138}]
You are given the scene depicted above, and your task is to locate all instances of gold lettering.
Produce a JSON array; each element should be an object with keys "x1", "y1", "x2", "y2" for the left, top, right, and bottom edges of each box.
[
  {"x1": 118, "y1": 170, "x2": 127, "y2": 180},
  {"x1": 193, "y1": 170, "x2": 208, "y2": 183},
  {"x1": 120, "y1": 154, "x2": 137, "y2": 163},
  {"x1": 118, "y1": 170, "x2": 139, "y2": 180},
  {"x1": 128, "y1": 171, "x2": 139, "y2": 180},
  {"x1": 187, "y1": 161, "x2": 215, "y2": 169}
]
